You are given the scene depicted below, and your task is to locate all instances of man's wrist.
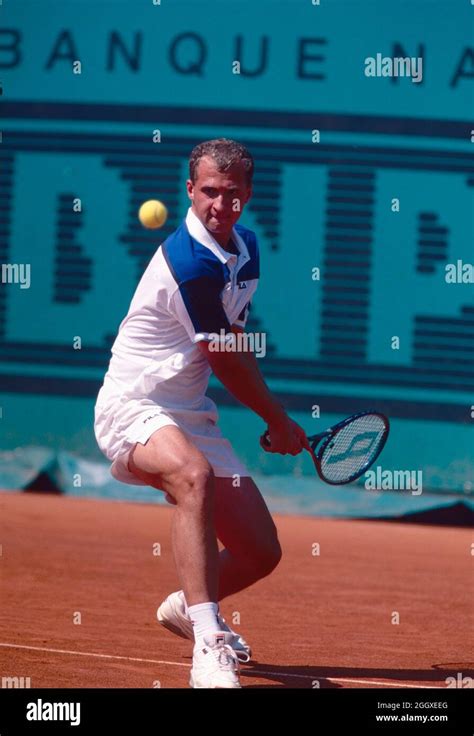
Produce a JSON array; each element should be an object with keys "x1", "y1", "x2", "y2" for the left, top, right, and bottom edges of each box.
[{"x1": 263, "y1": 402, "x2": 288, "y2": 427}]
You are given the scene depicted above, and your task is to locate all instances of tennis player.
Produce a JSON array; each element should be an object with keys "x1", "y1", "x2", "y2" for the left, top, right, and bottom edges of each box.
[{"x1": 94, "y1": 138, "x2": 309, "y2": 688}]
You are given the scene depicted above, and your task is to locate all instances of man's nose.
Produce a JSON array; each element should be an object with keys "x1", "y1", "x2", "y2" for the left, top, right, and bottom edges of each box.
[{"x1": 212, "y1": 195, "x2": 227, "y2": 212}]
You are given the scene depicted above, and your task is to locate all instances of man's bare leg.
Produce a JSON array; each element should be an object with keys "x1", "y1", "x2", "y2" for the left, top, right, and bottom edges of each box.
[
  {"x1": 213, "y1": 477, "x2": 282, "y2": 600},
  {"x1": 128, "y1": 432, "x2": 282, "y2": 604},
  {"x1": 128, "y1": 425, "x2": 219, "y2": 606}
]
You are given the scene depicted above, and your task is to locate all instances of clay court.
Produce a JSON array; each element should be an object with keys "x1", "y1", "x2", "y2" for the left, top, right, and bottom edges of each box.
[{"x1": 1, "y1": 491, "x2": 472, "y2": 689}]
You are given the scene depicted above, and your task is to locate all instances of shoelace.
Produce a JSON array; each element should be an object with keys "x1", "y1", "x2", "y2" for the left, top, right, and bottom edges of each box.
[
  {"x1": 205, "y1": 643, "x2": 238, "y2": 670},
  {"x1": 177, "y1": 593, "x2": 250, "y2": 661},
  {"x1": 233, "y1": 649, "x2": 250, "y2": 664},
  {"x1": 218, "y1": 614, "x2": 250, "y2": 662}
]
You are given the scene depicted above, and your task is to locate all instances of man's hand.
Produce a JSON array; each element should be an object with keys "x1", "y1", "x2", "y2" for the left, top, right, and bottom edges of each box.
[
  {"x1": 198, "y1": 326, "x2": 311, "y2": 456},
  {"x1": 260, "y1": 415, "x2": 311, "y2": 456}
]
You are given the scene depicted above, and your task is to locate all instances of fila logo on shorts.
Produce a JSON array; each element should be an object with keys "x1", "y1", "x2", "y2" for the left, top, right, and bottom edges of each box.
[{"x1": 143, "y1": 414, "x2": 161, "y2": 424}]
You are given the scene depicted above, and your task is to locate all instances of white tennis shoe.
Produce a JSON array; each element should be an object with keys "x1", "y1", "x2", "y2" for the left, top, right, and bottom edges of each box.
[
  {"x1": 190, "y1": 632, "x2": 241, "y2": 689},
  {"x1": 157, "y1": 590, "x2": 252, "y2": 663}
]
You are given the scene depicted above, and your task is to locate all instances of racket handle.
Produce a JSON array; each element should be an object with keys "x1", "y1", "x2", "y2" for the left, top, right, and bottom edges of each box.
[{"x1": 262, "y1": 430, "x2": 313, "y2": 451}]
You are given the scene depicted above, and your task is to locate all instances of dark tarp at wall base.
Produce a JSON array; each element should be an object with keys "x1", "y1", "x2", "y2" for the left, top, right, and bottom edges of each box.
[
  {"x1": 371, "y1": 501, "x2": 474, "y2": 528},
  {"x1": 0, "y1": 446, "x2": 64, "y2": 494},
  {"x1": 1, "y1": 446, "x2": 473, "y2": 527}
]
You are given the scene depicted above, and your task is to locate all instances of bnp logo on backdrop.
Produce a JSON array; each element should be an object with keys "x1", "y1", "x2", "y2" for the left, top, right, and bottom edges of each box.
[
  {"x1": 0, "y1": 15, "x2": 472, "y2": 414},
  {"x1": 0, "y1": 126, "x2": 473, "y2": 415}
]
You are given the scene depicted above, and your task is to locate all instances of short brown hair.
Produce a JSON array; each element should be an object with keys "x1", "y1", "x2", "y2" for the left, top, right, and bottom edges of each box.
[{"x1": 189, "y1": 138, "x2": 254, "y2": 186}]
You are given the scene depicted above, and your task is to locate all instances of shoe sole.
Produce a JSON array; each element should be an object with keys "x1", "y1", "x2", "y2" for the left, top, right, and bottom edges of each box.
[{"x1": 189, "y1": 674, "x2": 242, "y2": 689}]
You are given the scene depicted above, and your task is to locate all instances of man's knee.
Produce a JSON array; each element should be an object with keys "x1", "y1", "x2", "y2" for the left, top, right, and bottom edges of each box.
[
  {"x1": 169, "y1": 459, "x2": 215, "y2": 506},
  {"x1": 128, "y1": 432, "x2": 215, "y2": 503},
  {"x1": 252, "y1": 538, "x2": 283, "y2": 578}
]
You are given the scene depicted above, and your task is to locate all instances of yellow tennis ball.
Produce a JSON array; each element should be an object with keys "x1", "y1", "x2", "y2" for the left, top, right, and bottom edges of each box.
[{"x1": 138, "y1": 199, "x2": 168, "y2": 229}]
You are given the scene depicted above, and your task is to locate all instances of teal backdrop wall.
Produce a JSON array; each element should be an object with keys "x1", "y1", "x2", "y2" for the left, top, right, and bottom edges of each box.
[{"x1": 1, "y1": 0, "x2": 473, "y2": 493}]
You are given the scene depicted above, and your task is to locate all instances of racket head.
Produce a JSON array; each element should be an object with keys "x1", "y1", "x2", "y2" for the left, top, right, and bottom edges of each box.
[{"x1": 309, "y1": 411, "x2": 390, "y2": 485}]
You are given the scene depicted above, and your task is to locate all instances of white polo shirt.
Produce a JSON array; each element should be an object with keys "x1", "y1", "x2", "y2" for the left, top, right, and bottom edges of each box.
[{"x1": 96, "y1": 207, "x2": 260, "y2": 412}]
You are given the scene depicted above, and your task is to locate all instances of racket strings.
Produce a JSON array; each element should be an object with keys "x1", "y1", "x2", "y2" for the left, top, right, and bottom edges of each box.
[{"x1": 319, "y1": 414, "x2": 387, "y2": 483}]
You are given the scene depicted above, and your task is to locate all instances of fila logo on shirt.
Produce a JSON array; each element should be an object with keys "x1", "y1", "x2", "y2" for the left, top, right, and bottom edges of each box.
[{"x1": 237, "y1": 281, "x2": 247, "y2": 289}]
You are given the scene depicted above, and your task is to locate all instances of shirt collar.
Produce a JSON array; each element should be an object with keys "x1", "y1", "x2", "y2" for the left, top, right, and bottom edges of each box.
[{"x1": 185, "y1": 207, "x2": 249, "y2": 265}]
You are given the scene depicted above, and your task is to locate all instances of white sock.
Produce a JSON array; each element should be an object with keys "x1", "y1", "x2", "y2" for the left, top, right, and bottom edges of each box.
[{"x1": 187, "y1": 602, "x2": 223, "y2": 648}]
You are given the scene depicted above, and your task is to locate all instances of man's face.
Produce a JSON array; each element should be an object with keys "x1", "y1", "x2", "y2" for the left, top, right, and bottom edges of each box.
[{"x1": 186, "y1": 156, "x2": 252, "y2": 241}]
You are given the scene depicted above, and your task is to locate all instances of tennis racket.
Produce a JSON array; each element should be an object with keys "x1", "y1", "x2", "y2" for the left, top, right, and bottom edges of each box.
[{"x1": 262, "y1": 410, "x2": 390, "y2": 485}]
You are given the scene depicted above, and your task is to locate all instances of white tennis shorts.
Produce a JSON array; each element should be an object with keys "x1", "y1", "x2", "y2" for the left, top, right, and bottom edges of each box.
[{"x1": 94, "y1": 392, "x2": 250, "y2": 486}]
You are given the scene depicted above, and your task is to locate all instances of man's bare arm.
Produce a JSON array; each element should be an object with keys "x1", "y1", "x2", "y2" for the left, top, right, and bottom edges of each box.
[{"x1": 198, "y1": 327, "x2": 309, "y2": 454}]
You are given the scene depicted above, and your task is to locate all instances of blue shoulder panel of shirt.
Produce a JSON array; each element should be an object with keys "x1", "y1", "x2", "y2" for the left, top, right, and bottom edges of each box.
[
  {"x1": 161, "y1": 220, "x2": 260, "y2": 288},
  {"x1": 159, "y1": 220, "x2": 259, "y2": 335}
]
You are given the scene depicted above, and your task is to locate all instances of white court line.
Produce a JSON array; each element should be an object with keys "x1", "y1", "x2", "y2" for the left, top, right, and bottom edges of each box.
[
  {"x1": 0, "y1": 642, "x2": 443, "y2": 689},
  {"x1": 0, "y1": 642, "x2": 190, "y2": 669}
]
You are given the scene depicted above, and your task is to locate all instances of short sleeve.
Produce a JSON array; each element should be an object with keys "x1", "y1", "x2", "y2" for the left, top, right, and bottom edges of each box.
[{"x1": 170, "y1": 276, "x2": 231, "y2": 343}]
